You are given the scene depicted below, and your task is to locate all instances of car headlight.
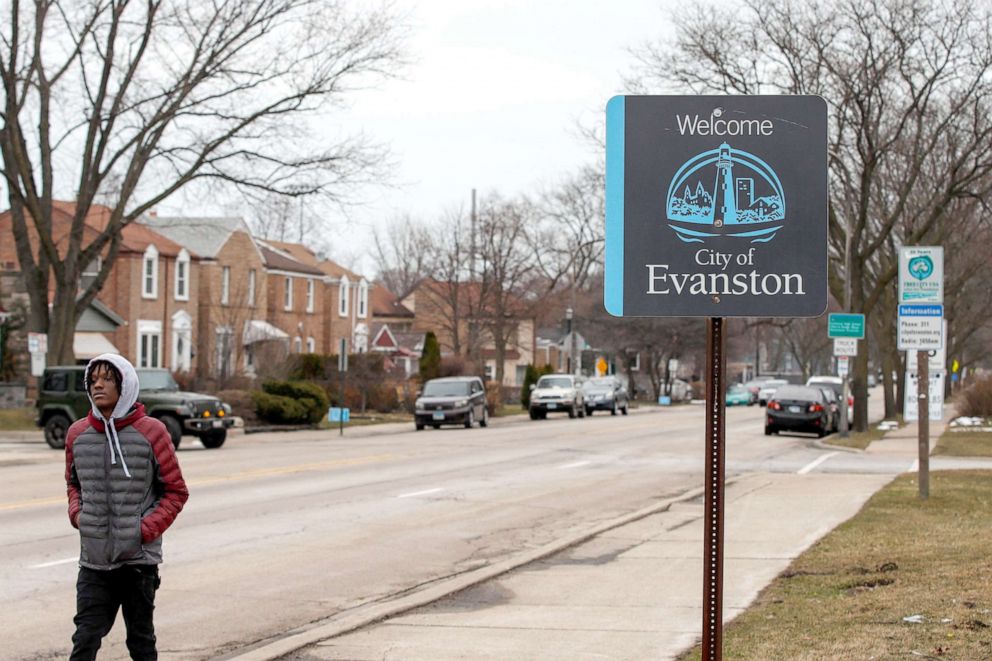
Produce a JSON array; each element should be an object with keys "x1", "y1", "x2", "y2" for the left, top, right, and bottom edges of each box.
[
  {"x1": 415, "y1": 399, "x2": 423, "y2": 409},
  {"x1": 456, "y1": 399, "x2": 468, "y2": 407}
]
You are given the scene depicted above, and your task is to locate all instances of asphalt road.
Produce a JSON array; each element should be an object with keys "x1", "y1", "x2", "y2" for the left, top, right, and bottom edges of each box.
[{"x1": 1, "y1": 397, "x2": 896, "y2": 660}]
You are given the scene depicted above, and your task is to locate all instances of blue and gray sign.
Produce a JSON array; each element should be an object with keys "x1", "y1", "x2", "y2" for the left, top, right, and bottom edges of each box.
[{"x1": 605, "y1": 96, "x2": 828, "y2": 317}]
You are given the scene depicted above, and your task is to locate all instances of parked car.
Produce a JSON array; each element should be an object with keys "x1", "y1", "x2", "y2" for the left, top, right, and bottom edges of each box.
[
  {"x1": 765, "y1": 385, "x2": 834, "y2": 437},
  {"x1": 806, "y1": 376, "x2": 853, "y2": 427},
  {"x1": 582, "y1": 376, "x2": 629, "y2": 416},
  {"x1": 414, "y1": 376, "x2": 489, "y2": 430},
  {"x1": 529, "y1": 374, "x2": 585, "y2": 419},
  {"x1": 742, "y1": 376, "x2": 775, "y2": 405},
  {"x1": 725, "y1": 384, "x2": 752, "y2": 406},
  {"x1": 36, "y1": 366, "x2": 233, "y2": 450},
  {"x1": 757, "y1": 379, "x2": 789, "y2": 406}
]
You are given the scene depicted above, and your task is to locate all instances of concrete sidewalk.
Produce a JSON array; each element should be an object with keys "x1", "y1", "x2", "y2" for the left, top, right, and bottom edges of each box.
[
  {"x1": 254, "y1": 416, "x2": 966, "y2": 661},
  {"x1": 293, "y1": 472, "x2": 893, "y2": 661}
]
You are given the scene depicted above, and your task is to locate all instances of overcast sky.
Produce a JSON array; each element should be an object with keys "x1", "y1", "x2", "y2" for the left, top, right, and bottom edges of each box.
[{"x1": 218, "y1": 0, "x2": 678, "y2": 273}]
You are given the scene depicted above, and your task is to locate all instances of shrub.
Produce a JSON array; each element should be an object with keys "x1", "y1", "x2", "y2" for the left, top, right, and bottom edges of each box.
[
  {"x1": 261, "y1": 380, "x2": 330, "y2": 424},
  {"x1": 289, "y1": 353, "x2": 329, "y2": 380},
  {"x1": 958, "y1": 375, "x2": 992, "y2": 417},
  {"x1": 420, "y1": 331, "x2": 441, "y2": 381},
  {"x1": 520, "y1": 364, "x2": 553, "y2": 408},
  {"x1": 252, "y1": 391, "x2": 309, "y2": 424}
]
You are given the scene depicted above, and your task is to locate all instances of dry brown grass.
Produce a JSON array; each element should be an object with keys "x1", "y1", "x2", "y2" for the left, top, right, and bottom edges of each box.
[
  {"x1": 935, "y1": 430, "x2": 992, "y2": 457},
  {"x1": 824, "y1": 420, "x2": 891, "y2": 450},
  {"x1": 0, "y1": 407, "x2": 36, "y2": 431},
  {"x1": 678, "y1": 471, "x2": 992, "y2": 661}
]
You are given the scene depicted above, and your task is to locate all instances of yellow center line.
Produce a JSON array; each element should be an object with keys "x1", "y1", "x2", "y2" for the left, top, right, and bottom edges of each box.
[
  {"x1": 0, "y1": 453, "x2": 397, "y2": 511},
  {"x1": 188, "y1": 453, "x2": 397, "y2": 487}
]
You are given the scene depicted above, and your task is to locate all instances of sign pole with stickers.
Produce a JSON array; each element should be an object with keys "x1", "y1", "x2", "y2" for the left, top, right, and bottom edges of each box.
[
  {"x1": 898, "y1": 246, "x2": 943, "y2": 499},
  {"x1": 605, "y1": 95, "x2": 827, "y2": 660}
]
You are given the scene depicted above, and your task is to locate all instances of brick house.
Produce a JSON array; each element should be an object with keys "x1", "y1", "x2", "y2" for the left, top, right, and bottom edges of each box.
[
  {"x1": 401, "y1": 279, "x2": 537, "y2": 386},
  {"x1": 0, "y1": 202, "x2": 201, "y2": 371},
  {"x1": 256, "y1": 241, "x2": 327, "y2": 357},
  {"x1": 145, "y1": 215, "x2": 270, "y2": 380},
  {"x1": 314, "y1": 258, "x2": 371, "y2": 357}
]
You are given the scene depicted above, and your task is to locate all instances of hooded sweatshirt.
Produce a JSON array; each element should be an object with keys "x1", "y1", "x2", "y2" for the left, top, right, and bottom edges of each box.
[{"x1": 65, "y1": 353, "x2": 189, "y2": 570}]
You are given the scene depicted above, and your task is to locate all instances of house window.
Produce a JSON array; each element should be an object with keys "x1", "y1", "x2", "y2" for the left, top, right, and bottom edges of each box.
[
  {"x1": 306, "y1": 336, "x2": 315, "y2": 353},
  {"x1": 81, "y1": 256, "x2": 101, "y2": 289},
  {"x1": 247, "y1": 269, "x2": 256, "y2": 307},
  {"x1": 142, "y1": 245, "x2": 159, "y2": 299},
  {"x1": 631, "y1": 352, "x2": 641, "y2": 371},
  {"x1": 221, "y1": 266, "x2": 230, "y2": 305},
  {"x1": 284, "y1": 276, "x2": 293, "y2": 311},
  {"x1": 215, "y1": 326, "x2": 233, "y2": 379},
  {"x1": 137, "y1": 320, "x2": 163, "y2": 368},
  {"x1": 358, "y1": 279, "x2": 368, "y2": 318},
  {"x1": 306, "y1": 278, "x2": 314, "y2": 313},
  {"x1": 175, "y1": 249, "x2": 190, "y2": 301},
  {"x1": 293, "y1": 336, "x2": 302, "y2": 354},
  {"x1": 338, "y1": 276, "x2": 349, "y2": 316}
]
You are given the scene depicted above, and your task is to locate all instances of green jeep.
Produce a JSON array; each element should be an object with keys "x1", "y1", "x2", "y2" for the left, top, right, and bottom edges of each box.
[{"x1": 36, "y1": 366, "x2": 233, "y2": 450}]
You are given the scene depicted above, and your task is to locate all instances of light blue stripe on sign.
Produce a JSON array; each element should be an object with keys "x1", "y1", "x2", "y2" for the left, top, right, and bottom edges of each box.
[{"x1": 604, "y1": 95, "x2": 625, "y2": 316}]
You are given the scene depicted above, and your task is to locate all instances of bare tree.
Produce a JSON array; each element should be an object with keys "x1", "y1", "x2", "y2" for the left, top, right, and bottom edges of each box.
[
  {"x1": 372, "y1": 214, "x2": 432, "y2": 296},
  {"x1": 530, "y1": 165, "x2": 605, "y2": 293},
  {"x1": 627, "y1": 0, "x2": 992, "y2": 430},
  {"x1": 1, "y1": 0, "x2": 404, "y2": 364},
  {"x1": 475, "y1": 195, "x2": 535, "y2": 388}
]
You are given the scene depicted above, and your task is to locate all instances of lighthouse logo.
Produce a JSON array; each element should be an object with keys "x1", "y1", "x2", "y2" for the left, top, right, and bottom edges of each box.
[{"x1": 665, "y1": 142, "x2": 785, "y2": 244}]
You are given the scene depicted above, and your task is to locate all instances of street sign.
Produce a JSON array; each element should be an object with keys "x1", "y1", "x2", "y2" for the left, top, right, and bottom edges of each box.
[
  {"x1": 906, "y1": 321, "x2": 947, "y2": 371},
  {"x1": 897, "y1": 304, "x2": 943, "y2": 350},
  {"x1": 827, "y1": 313, "x2": 865, "y2": 339},
  {"x1": 904, "y1": 371, "x2": 944, "y2": 422},
  {"x1": 28, "y1": 332, "x2": 47, "y2": 354},
  {"x1": 604, "y1": 95, "x2": 828, "y2": 317},
  {"x1": 837, "y1": 356, "x2": 850, "y2": 377},
  {"x1": 833, "y1": 338, "x2": 858, "y2": 356},
  {"x1": 328, "y1": 407, "x2": 350, "y2": 423},
  {"x1": 899, "y1": 246, "x2": 943, "y2": 304}
]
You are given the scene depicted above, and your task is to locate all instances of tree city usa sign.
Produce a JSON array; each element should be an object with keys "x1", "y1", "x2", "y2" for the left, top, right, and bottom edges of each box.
[{"x1": 605, "y1": 96, "x2": 828, "y2": 317}]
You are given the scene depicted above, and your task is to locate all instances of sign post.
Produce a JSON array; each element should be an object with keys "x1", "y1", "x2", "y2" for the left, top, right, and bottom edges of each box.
[
  {"x1": 605, "y1": 95, "x2": 827, "y2": 660},
  {"x1": 898, "y1": 246, "x2": 943, "y2": 500},
  {"x1": 338, "y1": 339, "x2": 349, "y2": 436}
]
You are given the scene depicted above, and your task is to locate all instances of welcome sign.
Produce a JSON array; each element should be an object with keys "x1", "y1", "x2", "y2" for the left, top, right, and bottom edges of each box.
[{"x1": 604, "y1": 96, "x2": 828, "y2": 317}]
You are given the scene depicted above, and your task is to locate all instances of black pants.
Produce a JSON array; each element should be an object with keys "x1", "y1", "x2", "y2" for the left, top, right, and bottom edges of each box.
[{"x1": 70, "y1": 565, "x2": 160, "y2": 661}]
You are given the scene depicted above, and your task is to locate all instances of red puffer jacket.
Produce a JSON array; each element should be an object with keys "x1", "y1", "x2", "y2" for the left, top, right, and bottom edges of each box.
[{"x1": 65, "y1": 402, "x2": 189, "y2": 570}]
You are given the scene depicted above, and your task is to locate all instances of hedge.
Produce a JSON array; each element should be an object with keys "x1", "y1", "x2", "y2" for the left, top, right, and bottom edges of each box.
[
  {"x1": 258, "y1": 380, "x2": 330, "y2": 424},
  {"x1": 252, "y1": 391, "x2": 310, "y2": 424}
]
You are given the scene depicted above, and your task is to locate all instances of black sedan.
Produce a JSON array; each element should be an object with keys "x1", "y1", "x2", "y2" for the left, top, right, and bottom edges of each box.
[{"x1": 764, "y1": 385, "x2": 834, "y2": 438}]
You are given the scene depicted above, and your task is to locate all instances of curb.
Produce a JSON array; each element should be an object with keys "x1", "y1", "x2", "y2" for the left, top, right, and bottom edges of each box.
[{"x1": 220, "y1": 482, "x2": 714, "y2": 661}]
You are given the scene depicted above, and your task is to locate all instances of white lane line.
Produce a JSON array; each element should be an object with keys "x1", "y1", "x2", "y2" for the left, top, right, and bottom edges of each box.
[
  {"x1": 397, "y1": 488, "x2": 443, "y2": 499},
  {"x1": 558, "y1": 461, "x2": 592, "y2": 469},
  {"x1": 797, "y1": 451, "x2": 839, "y2": 475},
  {"x1": 30, "y1": 557, "x2": 77, "y2": 569}
]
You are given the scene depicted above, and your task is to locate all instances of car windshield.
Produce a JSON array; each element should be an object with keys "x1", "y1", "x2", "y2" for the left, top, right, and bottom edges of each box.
[
  {"x1": 423, "y1": 381, "x2": 471, "y2": 397},
  {"x1": 808, "y1": 379, "x2": 843, "y2": 397},
  {"x1": 584, "y1": 378, "x2": 616, "y2": 391},
  {"x1": 537, "y1": 377, "x2": 572, "y2": 389},
  {"x1": 137, "y1": 370, "x2": 179, "y2": 392},
  {"x1": 773, "y1": 386, "x2": 821, "y2": 401},
  {"x1": 728, "y1": 385, "x2": 747, "y2": 393},
  {"x1": 761, "y1": 380, "x2": 788, "y2": 389}
]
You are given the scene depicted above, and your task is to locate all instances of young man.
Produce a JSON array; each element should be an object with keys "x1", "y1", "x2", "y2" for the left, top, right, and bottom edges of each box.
[{"x1": 65, "y1": 353, "x2": 189, "y2": 660}]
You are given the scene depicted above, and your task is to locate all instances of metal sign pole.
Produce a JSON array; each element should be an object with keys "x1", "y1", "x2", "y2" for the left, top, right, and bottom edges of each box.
[
  {"x1": 702, "y1": 317, "x2": 726, "y2": 661},
  {"x1": 917, "y1": 350, "x2": 929, "y2": 499}
]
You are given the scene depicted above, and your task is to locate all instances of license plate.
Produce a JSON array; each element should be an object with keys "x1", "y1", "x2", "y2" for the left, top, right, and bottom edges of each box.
[
  {"x1": 547, "y1": 403, "x2": 557, "y2": 410},
  {"x1": 212, "y1": 420, "x2": 223, "y2": 428},
  {"x1": 432, "y1": 411, "x2": 445, "y2": 421},
  {"x1": 788, "y1": 405, "x2": 801, "y2": 413}
]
